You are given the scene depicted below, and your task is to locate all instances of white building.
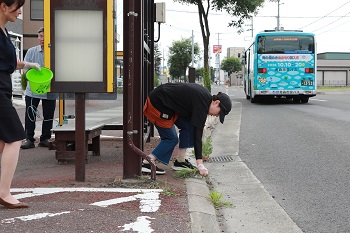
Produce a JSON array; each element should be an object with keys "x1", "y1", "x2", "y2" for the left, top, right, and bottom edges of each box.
[{"x1": 226, "y1": 47, "x2": 245, "y2": 86}]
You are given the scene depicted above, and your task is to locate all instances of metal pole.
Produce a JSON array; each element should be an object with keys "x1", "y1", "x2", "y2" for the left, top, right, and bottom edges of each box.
[
  {"x1": 218, "y1": 33, "x2": 220, "y2": 83},
  {"x1": 270, "y1": 0, "x2": 281, "y2": 30},
  {"x1": 191, "y1": 30, "x2": 194, "y2": 67},
  {"x1": 277, "y1": 0, "x2": 280, "y2": 30},
  {"x1": 162, "y1": 48, "x2": 164, "y2": 74},
  {"x1": 75, "y1": 93, "x2": 86, "y2": 182}
]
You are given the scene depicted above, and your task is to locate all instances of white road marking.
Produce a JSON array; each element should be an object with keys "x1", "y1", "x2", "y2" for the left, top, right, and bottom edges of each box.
[
  {"x1": 11, "y1": 187, "x2": 162, "y2": 199},
  {"x1": 1, "y1": 211, "x2": 72, "y2": 224},
  {"x1": 2, "y1": 187, "x2": 162, "y2": 225},
  {"x1": 119, "y1": 216, "x2": 155, "y2": 233},
  {"x1": 91, "y1": 192, "x2": 161, "y2": 212},
  {"x1": 310, "y1": 98, "x2": 327, "y2": 102}
]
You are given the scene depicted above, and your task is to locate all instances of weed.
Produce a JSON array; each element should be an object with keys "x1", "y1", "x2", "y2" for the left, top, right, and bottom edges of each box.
[
  {"x1": 191, "y1": 136, "x2": 213, "y2": 161},
  {"x1": 208, "y1": 190, "x2": 234, "y2": 209},
  {"x1": 202, "y1": 136, "x2": 213, "y2": 161},
  {"x1": 161, "y1": 187, "x2": 177, "y2": 196},
  {"x1": 20, "y1": 73, "x2": 27, "y2": 90},
  {"x1": 173, "y1": 168, "x2": 200, "y2": 179}
]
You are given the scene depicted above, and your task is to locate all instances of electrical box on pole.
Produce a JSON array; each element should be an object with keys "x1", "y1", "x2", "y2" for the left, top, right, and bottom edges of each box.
[{"x1": 155, "y1": 2, "x2": 166, "y2": 23}]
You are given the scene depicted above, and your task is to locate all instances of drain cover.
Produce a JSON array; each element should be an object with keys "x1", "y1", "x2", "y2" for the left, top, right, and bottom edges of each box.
[{"x1": 209, "y1": 155, "x2": 234, "y2": 163}]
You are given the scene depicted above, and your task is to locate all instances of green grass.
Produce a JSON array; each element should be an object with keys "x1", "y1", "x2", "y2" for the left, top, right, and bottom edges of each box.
[
  {"x1": 161, "y1": 187, "x2": 177, "y2": 196},
  {"x1": 173, "y1": 168, "x2": 200, "y2": 179},
  {"x1": 318, "y1": 86, "x2": 350, "y2": 91},
  {"x1": 208, "y1": 190, "x2": 234, "y2": 209}
]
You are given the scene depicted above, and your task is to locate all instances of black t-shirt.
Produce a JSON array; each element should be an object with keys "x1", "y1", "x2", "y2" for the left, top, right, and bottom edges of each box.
[
  {"x1": 149, "y1": 83, "x2": 212, "y2": 160},
  {"x1": 149, "y1": 83, "x2": 212, "y2": 128},
  {"x1": 0, "y1": 28, "x2": 17, "y2": 74}
]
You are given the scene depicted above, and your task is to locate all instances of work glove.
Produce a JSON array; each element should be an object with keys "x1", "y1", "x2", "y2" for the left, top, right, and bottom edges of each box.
[
  {"x1": 23, "y1": 62, "x2": 41, "y2": 71},
  {"x1": 197, "y1": 164, "x2": 208, "y2": 177}
]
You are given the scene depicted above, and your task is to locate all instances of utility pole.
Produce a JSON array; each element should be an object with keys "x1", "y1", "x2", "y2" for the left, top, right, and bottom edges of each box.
[
  {"x1": 277, "y1": 0, "x2": 280, "y2": 30},
  {"x1": 270, "y1": 0, "x2": 281, "y2": 30},
  {"x1": 251, "y1": 17, "x2": 254, "y2": 37},
  {"x1": 244, "y1": 17, "x2": 254, "y2": 41},
  {"x1": 191, "y1": 30, "x2": 194, "y2": 67},
  {"x1": 215, "y1": 33, "x2": 221, "y2": 84},
  {"x1": 162, "y1": 48, "x2": 165, "y2": 75}
]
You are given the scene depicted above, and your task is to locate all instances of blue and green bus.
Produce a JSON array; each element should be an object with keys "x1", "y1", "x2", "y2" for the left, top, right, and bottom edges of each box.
[{"x1": 243, "y1": 30, "x2": 316, "y2": 103}]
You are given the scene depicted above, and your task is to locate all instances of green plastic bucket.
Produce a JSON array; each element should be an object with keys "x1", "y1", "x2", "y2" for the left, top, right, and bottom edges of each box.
[{"x1": 26, "y1": 67, "x2": 53, "y2": 94}]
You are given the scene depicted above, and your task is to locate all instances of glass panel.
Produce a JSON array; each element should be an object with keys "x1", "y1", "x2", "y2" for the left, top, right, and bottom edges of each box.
[
  {"x1": 257, "y1": 35, "x2": 314, "y2": 54},
  {"x1": 54, "y1": 10, "x2": 103, "y2": 82},
  {"x1": 30, "y1": 0, "x2": 43, "y2": 20}
]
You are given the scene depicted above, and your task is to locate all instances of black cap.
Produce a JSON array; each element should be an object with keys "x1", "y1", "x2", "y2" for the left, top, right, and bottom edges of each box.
[
  {"x1": 217, "y1": 92, "x2": 232, "y2": 123},
  {"x1": 38, "y1": 27, "x2": 44, "y2": 33}
]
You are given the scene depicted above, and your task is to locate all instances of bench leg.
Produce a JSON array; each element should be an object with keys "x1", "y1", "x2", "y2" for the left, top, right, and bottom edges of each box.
[
  {"x1": 91, "y1": 135, "x2": 101, "y2": 156},
  {"x1": 55, "y1": 141, "x2": 69, "y2": 164}
]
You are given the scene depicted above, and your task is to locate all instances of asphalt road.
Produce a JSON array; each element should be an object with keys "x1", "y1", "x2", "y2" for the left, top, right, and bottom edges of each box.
[{"x1": 234, "y1": 88, "x2": 350, "y2": 233}]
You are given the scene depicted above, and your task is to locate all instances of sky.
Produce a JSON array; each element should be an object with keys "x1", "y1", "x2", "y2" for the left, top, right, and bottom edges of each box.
[{"x1": 116, "y1": 0, "x2": 350, "y2": 67}]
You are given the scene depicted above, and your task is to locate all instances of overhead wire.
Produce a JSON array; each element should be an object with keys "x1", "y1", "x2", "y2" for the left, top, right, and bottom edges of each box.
[
  {"x1": 316, "y1": 14, "x2": 350, "y2": 35},
  {"x1": 299, "y1": 0, "x2": 350, "y2": 30}
]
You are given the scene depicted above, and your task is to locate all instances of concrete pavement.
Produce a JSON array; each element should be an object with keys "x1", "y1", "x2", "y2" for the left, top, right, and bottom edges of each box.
[{"x1": 192, "y1": 99, "x2": 303, "y2": 232}]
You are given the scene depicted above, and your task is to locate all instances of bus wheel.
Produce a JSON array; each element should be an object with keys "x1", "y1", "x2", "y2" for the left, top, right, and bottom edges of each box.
[
  {"x1": 293, "y1": 97, "x2": 301, "y2": 103},
  {"x1": 251, "y1": 96, "x2": 258, "y2": 103},
  {"x1": 300, "y1": 97, "x2": 309, "y2": 103}
]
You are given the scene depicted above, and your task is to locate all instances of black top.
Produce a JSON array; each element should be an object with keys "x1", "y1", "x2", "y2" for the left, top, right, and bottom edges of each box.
[
  {"x1": 149, "y1": 83, "x2": 212, "y2": 159},
  {"x1": 0, "y1": 27, "x2": 26, "y2": 142},
  {"x1": 0, "y1": 28, "x2": 17, "y2": 74}
]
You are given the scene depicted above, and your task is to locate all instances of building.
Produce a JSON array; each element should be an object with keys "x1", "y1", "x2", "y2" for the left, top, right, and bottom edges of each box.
[
  {"x1": 317, "y1": 52, "x2": 350, "y2": 86},
  {"x1": 227, "y1": 47, "x2": 245, "y2": 59},
  {"x1": 226, "y1": 47, "x2": 245, "y2": 86}
]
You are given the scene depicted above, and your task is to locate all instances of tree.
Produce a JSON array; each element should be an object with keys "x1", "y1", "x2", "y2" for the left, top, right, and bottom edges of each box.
[
  {"x1": 195, "y1": 67, "x2": 205, "y2": 81},
  {"x1": 221, "y1": 57, "x2": 242, "y2": 76},
  {"x1": 174, "y1": 0, "x2": 264, "y2": 90},
  {"x1": 168, "y1": 37, "x2": 200, "y2": 82},
  {"x1": 154, "y1": 43, "x2": 162, "y2": 75}
]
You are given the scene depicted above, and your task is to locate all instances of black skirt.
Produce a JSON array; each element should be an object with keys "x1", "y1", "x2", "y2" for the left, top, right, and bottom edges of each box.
[{"x1": 0, "y1": 71, "x2": 25, "y2": 143}]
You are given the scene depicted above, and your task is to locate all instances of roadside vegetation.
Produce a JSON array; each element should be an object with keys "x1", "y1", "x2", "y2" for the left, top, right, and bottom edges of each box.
[
  {"x1": 173, "y1": 168, "x2": 200, "y2": 179},
  {"x1": 318, "y1": 86, "x2": 350, "y2": 91},
  {"x1": 208, "y1": 190, "x2": 234, "y2": 209}
]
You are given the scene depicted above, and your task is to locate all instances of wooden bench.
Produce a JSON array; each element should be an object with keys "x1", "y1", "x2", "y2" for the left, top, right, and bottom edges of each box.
[{"x1": 49, "y1": 124, "x2": 105, "y2": 164}]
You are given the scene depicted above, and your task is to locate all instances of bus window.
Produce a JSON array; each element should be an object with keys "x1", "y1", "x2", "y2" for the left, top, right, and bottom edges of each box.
[{"x1": 257, "y1": 35, "x2": 314, "y2": 54}]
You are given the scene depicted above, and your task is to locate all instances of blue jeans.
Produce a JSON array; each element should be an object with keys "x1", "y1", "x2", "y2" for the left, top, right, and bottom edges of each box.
[{"x1": 152, "y1": 117, "x2": 194, "y2": 165}]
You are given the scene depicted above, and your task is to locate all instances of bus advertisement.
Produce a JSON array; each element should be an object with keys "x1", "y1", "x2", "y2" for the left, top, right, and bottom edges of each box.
[{"x1": 243, "y1": 30, "x2": 316, "y2": 103}]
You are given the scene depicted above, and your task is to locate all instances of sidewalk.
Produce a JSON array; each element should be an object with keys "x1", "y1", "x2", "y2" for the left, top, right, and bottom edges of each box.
[{"x1": 203, "y1": 100, "x2": 303, "y2": 233}]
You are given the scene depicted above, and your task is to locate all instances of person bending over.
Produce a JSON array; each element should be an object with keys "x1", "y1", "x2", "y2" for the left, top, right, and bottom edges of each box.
[{"x1": 142, "y1": 83, "x2": 232, "y2": 176}]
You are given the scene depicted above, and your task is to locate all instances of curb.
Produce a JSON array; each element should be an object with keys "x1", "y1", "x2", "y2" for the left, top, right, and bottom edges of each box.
[{"x1": 186, "y1": 178, "x2": 220, "y2": 233}]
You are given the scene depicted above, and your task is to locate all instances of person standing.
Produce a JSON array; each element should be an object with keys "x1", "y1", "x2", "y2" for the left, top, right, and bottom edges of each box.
[
  {"x1": 142, "y1": 83, "x2": 232, "y2": 176},
  {"x1": 20, "y1": 27, "x2": 57, "y2": 149},
  {"x1": 0, "y1": 0, "x2": 41, "y2": 209}
]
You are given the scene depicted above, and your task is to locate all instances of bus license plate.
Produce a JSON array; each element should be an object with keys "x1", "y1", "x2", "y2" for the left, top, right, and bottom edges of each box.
[{"x1": 301, "y1": 80, "x2": 313, "y2": 86}]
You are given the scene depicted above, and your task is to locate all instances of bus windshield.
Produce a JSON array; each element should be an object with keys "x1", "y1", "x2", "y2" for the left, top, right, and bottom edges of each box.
[{"x1": 257, "y1": 35, "x2": 314, "y2": 54}]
